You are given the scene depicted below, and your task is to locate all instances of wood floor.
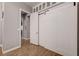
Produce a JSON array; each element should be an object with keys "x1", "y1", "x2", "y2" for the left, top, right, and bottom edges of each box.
[{"x1": 0, "y1": 39, "x2": 61, "y2": 56}]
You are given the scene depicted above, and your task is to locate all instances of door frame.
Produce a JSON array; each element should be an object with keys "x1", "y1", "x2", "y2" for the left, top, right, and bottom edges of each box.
[{"x1": 19, "y1": 8, "x2": 30, "y2": 46}]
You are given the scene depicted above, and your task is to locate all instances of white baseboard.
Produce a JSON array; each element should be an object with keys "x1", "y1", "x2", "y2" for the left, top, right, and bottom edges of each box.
[
  {"x1": 2, "y1": 45, "x2": 21, "y2": 54},
  {"x1": 22, "y1": 37, "x2": 30, "y2": 40},
  {"x1": 41, "y1": 45, "x2": 63, "y2": 56}
]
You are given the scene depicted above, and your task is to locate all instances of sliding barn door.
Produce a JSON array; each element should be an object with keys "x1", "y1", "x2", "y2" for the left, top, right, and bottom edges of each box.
[
  {"x1": 30, "y1": 12, "x2": 38, "y2": 45},
  {"x1": 39, "y1": 3, "x2": 77, "y2": 56},
  {"x1": 39, "y1": 9, "x2": 57, "y2": 48}
]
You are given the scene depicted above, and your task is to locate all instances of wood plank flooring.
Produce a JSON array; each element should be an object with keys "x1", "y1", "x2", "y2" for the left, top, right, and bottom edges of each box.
[{"x1": 0, "y1": 39, "x2": 62, "y2": 56}]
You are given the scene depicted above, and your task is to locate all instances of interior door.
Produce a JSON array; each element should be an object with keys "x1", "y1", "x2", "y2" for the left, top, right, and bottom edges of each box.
[
  {"x1": 30, "y1": 12, "x2": 38, "y2": 45},
  {"x1": 2, "y1": 3, "x2": 21, "y2": 51}
]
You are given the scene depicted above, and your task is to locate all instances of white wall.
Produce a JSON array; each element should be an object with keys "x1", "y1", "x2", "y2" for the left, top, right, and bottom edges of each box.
[
  {"x1": 39, "y1": 3, "x2": 77, "y2": 56},
  {"x1": 8, "y1": 2, "x2": 32, "y2": 12},
  {"x1": 2, "y1": 2, "x2": 31, "y2": 52}
]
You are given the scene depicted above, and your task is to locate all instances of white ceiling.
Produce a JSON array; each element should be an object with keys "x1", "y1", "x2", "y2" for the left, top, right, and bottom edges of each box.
[{"x1": 24, "y1": 2, "x2": 41, "y2": 7}]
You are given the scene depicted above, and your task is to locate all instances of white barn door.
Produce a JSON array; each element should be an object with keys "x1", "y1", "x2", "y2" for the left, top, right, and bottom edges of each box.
[{"x1": 39, "y1": 3, "x2": 77, "y2": 56}]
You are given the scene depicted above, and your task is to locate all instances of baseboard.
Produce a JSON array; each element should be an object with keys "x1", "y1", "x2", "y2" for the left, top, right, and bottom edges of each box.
[
  {"x1": 0, "y1": 44, "x2": 2, "y2": 48},
  {"x1": 31, "y1": 43, "x2": 63, "y2": 56},
  {"x1": 30, "y1": 42, "x2": 38, "y2": 45},
  {"x1": 2, "y1": 45, "x2": 21, "y2": 54},
  {"x1": 40, "y1": 45, "x2": 63, "y2": 56},
  {"x1": 22, "y1": 37, "x2": 30, "y2": 40}
]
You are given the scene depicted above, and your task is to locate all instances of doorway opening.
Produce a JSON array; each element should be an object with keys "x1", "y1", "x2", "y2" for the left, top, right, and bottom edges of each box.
[{"x1": 21, "y1": 10, "x2": 30, "y2": 46}]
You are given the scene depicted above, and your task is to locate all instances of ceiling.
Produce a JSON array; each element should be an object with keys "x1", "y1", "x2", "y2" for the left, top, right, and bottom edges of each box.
[{"x1": 24, "y1": 2, "x2": 41, "y2": 7}]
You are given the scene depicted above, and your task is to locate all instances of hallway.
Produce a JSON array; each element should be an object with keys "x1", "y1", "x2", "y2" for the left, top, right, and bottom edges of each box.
[
  {"x1": 0, "y1": 2, "x2": 77, "y2": 56},
  {"x1": 0, "y1": 40, "x2": 61, "y2": 56}
]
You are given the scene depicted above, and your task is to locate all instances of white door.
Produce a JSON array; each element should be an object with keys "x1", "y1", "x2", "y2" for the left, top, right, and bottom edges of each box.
[
  {"x1": 30, "y1": 12, "x2": 38, "y2": 45},
  {"x1": 2, "y1": 3, "x2": 21, "y2": 51}
]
